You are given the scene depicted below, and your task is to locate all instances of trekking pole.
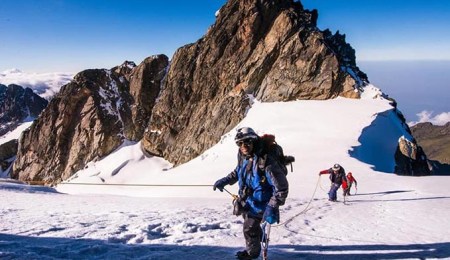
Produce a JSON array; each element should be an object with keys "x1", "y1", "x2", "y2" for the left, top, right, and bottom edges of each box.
[{"x1": 261, "y1": 221, "x2": 271, "y2": 260}]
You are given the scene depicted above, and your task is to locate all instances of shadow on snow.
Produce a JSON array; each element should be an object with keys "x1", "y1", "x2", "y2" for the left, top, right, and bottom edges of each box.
[
  {"x1": 349, "y1": 110, "x2": 400, "y2": 173},
  {"x1": 1, "y1": 233, "x2": 449, "y2": 260},
  {"x1": 349, "y1": 110, "x2": 450, "y2": 176},
  {"x1": 356, "y1": 190, "x2": 414, "y2": 196},
  {"x1": 346, "y1": 190, "x2": 450, "y2": 203}
]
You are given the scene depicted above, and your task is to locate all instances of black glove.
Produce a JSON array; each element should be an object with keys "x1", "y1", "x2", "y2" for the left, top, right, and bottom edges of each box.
[
  {"x1": 213, "y1": 177, "x2": 229, "y2": 192},
  {"x1": 284, "y1": 155, "x2": 295, "y2": 164},
  {"x1": 263, "y1": 205, "x2": 279, "y2": 224}
]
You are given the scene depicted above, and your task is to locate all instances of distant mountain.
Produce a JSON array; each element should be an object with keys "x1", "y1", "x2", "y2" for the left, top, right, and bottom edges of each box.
[
  {"x1": 410, "y1": 122, "x2": 450, "y2": 174},
  {"x1": 0, "y1": 69, "x2": 73, "y2": 99},
  {"x1": 0, "y1": 84, "x2": 48, "y2": 136},
  {"x1": 0, "y1": 84, "x2": 48, "y2": 177}
]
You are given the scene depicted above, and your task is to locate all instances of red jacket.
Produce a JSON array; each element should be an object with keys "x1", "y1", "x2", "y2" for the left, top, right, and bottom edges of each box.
[{"x1": 347, "y1": 172, "x2": 357, "y2": 185}]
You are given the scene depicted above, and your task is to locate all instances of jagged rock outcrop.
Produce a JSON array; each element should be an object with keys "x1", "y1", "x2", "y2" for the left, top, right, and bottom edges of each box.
[
  {"x1": 112, "y1": 60, "x2": 137, "y2": 81},
  {"x1": 0, "y1": 139, "x2": 18, "y2": 177},
  {"x1": 395, "y1": 135, "x2": 431, "y2": 176},
  {"x1": 128, "y1": 56, "x2": 169, "y2": 141},
  {"x1": 12, "y1": 70, "x2": 130, "y2": 182},
  {"x1": 143, "y1": 0, "x2": 368, "y2": 165},
  {"x1": 0, "y1": 84, "x2": 48, "y2": 136},
  {"x1": 12, "y1": 54, "x2": 168, "y2": 182}
]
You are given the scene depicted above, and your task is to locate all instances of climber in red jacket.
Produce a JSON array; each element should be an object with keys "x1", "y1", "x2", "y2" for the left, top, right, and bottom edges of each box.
[{"x1": 343, "y1": 172, "x2": 357, "y2": 196}]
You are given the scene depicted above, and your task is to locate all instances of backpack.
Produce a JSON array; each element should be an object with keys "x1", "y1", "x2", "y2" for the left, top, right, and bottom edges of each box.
[
  {"x1": 257, "y1": 134, "x2": 295, "y2": 175},
  {"x1": 330, "y1": 168, "x2": 345, "y2": 184}
]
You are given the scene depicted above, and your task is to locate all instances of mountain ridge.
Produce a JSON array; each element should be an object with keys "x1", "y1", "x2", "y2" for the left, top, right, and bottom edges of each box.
[{"x1": 5, "y1": 0, "x2": 430, "y2": 183}]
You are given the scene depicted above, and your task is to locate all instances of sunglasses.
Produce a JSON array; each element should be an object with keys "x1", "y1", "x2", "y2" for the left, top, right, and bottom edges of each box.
[{"x1": 236, "y1": 139, "x2": 254, "y2": 147}]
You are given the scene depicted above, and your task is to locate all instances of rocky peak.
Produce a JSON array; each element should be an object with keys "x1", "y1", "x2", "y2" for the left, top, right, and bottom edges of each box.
[
  {"x1": 0, "y1": 84, "x2": 48, "y2": 136},
  {"x1": 323, "y1": 29, "x2": 368, "y2": 87},
  {"x1": 13, "y1": 69, "x2": 132, "y2": 182},
  {"x1": 12, "y1": 55, "x2": 169, "y2": 183},
  {"x1": 143, "y1": 0, "x2": 368, "y2": 165},
  {"x1": 112, "y1": 60, "x2": 137, "y2": 80}
]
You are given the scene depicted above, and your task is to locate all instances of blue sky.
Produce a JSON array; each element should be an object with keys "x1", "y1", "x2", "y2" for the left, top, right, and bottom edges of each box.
[
  {"x1": 301, "y1": 0, "x2": 450, "y2": 61},
  {"x1": 1, "y1": 0, "x2": 450, "y2": 73}
]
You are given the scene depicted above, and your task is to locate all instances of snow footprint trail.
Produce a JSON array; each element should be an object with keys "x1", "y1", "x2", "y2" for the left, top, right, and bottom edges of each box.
[
  {"x1": 272, "y1": 198, "x2": 336, "y2": 245},
  {"x1": 3, "y1": 181, "x2": 450, "y2": 259}
]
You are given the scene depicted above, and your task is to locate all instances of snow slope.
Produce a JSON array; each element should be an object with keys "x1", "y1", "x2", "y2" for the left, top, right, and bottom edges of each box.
[{"x1": 1, "y1": 84, "x2": 450, "y2": 259}]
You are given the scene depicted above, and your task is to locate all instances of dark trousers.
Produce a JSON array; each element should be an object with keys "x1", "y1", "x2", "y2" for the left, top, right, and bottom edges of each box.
[
  {"x1": 243, "y1": 213, "x2": 262, "y2": 257},
  {"x1": 343, "y1": 183, "x2": 353, "y2": 196},
  {"x1": 328, "y1": 183, "x2": 340, "y2": 201}
]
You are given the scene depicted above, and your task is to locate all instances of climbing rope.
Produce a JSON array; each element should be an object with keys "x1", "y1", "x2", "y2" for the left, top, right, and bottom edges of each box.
[
  {"x1": 272, "y1": 175, "x2": 321, "y2": 227},
  {"x1": 318, "y1": 174, "x2": 328, "y2": 192},
  {"x1": 23, "y1": 181, "x2": 215, "y2": 187},
  {"x1": 221, "y1": 176, "x2": 322, "y2": 228},
  {"x1": 58, "y1": 183, "x2": 213, "y2": 187}
]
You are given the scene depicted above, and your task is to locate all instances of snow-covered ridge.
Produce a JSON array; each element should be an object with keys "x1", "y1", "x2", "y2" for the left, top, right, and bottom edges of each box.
[{"x1": 57, "y1": 90, "x2": 402, "y2": 198}]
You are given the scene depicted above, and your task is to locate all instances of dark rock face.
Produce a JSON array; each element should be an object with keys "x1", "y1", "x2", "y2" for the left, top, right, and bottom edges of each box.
[
  {"x1": 410, "y1": 122, "x2": 450, "y2": 175},
  {"x1": 0, "y1": 84, "x2": 48, "y2": 136},
  {"x1": 143, "y1": 0, "x2": 367, "y2": 165},
  {"x1": 128, "y1": 55, "x2": 169, "y2": 141},
  {"x1": 111, "y1": 60, "x2": 137, "y2": 81},
  {"x1": 394, "y1": 135, "x2": 431, "y2": 176},
  {"x1": 0, "y1": 139, "x2": 18, "y2": 176},
  {"x1": 12, "y1": 55, "x2": 169, "y2": 182},
  {"x1": 13, "y1": 70, "x2": 130, "y2": 182}
]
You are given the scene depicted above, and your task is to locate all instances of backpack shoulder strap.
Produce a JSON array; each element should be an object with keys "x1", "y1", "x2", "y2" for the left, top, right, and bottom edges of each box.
[{"x1": 258, "y1": 154, "x2": 267, "y2": 171}]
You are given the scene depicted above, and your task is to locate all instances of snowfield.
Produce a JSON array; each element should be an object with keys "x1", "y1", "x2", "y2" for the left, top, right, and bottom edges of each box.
[{"x1": 1, "y1": 85, "x2": 450, "y2": 259}]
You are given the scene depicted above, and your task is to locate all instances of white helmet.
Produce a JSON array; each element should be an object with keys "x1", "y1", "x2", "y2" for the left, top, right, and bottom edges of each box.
[
  {"x1": 235, "y1": 127, "x2": 259, "y2": 143},
  {"x1": 332, "y1": 163, "x2": 341, "y2": 171}
]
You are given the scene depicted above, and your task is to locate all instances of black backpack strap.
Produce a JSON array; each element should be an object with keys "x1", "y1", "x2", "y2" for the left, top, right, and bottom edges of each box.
[
  {"x1": 257, "y1": 154, "x2": 268, "y2": 183},
  {"x1": 258, "y1": 154, "x2": 267, "y2": 171}
]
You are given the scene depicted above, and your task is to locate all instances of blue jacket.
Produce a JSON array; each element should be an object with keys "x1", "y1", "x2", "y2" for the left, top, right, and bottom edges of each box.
[{"x1": 223, "y1": 150, "x2": 289, "y2": 217}]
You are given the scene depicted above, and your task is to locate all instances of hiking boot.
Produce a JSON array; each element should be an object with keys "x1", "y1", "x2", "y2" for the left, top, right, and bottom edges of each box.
[{"x1": 235, "y1": 250, "x2": 259, "y2": 260}]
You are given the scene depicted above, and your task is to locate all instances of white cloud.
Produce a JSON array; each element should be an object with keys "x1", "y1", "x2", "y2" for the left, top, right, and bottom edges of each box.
[
  {"x1": 408, "y1": 110, "x2": 450, "y2": 126},
  {"x1": 0, "y1": 69, "x2": 73, "y2": 99}
]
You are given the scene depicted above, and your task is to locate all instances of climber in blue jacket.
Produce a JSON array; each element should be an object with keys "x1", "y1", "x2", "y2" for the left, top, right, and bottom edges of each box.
[{"x1": 213, "y1": 127, "x2": 289, "y2": 260}]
